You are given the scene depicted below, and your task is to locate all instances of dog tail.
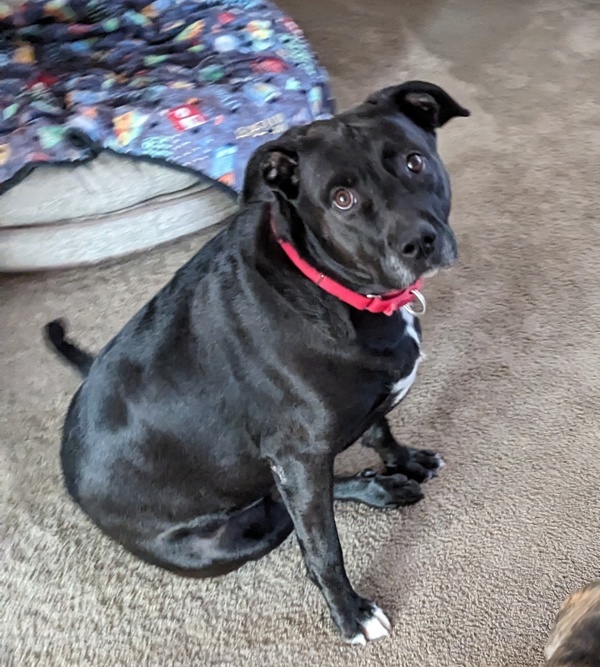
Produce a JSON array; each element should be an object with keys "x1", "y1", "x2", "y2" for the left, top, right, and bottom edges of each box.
[{"x1": 44, "y1": 319, "x2": 94, "y2": 378}]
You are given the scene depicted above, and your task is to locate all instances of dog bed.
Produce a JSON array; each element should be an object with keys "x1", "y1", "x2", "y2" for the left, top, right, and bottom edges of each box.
[{"x1": 0, "y1": 0, "x2": 335, "y2": 270}]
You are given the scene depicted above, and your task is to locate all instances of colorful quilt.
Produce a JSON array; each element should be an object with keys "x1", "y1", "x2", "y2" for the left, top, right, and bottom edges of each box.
[{"x1": 0, "y1": 0, "x2": 335, "y2": 194}]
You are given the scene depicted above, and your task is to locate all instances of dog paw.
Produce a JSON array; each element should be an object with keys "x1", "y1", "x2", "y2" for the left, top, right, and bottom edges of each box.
[
  {"x1": 362, "y1": 472, "x2": 424, "y2": 508},
  {"x1": 344, "y1": 603, "x2": 392, "y2": 646},
  {"x1": 389, "y1": 447, "x2": 445, "y2": 483}
]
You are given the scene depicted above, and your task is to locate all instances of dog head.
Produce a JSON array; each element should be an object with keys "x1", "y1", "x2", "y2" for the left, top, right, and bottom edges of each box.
[
  {"x1": 242, "y1": 81, "x2": 469, "y2": 294},
  {"x1": 545, "y1": 580, "x2": 600, "y2": 667}
]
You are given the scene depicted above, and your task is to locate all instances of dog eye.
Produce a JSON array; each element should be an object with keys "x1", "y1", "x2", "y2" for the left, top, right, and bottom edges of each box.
[
  {"x1": 406, "y1": 153, "x2": 425, "y2": 173},
  {"x1": 331, "y1": 188, "x2": 356, "y2": 211}
]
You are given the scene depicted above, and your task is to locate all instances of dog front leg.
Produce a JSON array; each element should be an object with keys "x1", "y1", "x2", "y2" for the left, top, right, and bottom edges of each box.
[
  {"x1": 362, "y1": 414, "x2": 445, "y2": 483},
  {"x1": 269, "y1": 454, "x2": 391, "y2": 645}
]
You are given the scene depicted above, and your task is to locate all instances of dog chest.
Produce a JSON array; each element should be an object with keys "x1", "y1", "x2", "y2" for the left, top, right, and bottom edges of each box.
[{"x1": 389, "y1": 309, "x2": 424, "y2": 406}]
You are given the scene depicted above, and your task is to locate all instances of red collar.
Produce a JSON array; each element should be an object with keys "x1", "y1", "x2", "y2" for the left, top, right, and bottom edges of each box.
[{"x1": 275, "y1": 235, "x2": 424, "y2": 316}]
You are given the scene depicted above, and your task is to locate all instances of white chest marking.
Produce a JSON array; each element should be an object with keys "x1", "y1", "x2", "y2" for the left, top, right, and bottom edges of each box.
[{"x1": 390, "y1": 309, "x2": 424, "y2": 406}]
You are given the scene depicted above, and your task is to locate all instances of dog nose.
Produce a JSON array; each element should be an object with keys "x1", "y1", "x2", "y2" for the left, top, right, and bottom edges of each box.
[{"x1": 400, "y1": 222, "x2": 437, "y2": 260}]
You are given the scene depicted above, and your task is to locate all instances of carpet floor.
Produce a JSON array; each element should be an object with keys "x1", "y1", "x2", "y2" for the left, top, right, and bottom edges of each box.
[{"x1": 2, "y1": 0, "x2": 600, "y2": 665}]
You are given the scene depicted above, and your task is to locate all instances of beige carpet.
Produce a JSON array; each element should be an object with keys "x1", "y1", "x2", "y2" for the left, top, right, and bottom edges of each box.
[{"x1": 3, "y1": 1, "x2": 600, "y2": 665}]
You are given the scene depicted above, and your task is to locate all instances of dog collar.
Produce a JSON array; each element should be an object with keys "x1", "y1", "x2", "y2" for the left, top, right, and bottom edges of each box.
[{"x1": 275, "y1": 236, "x2": 426, "y2": 317}]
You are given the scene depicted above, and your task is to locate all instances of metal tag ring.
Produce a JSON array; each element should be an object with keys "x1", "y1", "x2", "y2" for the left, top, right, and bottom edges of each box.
[{"x1": 404, "y1": 289, "x2": 426, "y2": 317}]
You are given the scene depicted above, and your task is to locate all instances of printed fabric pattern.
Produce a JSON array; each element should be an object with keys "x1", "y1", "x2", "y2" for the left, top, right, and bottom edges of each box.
[{"x1": 0, "y1": 0, "x2": 335, "y2": 193}]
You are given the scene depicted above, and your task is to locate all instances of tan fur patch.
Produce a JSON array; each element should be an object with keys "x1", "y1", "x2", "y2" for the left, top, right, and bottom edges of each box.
[{"x1": 545, "y1": 580, "x2": 600, "y2": 662}]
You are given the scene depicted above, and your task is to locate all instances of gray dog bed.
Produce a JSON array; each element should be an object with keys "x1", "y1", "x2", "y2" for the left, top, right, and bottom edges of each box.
[{"x1": 0, "y1": 154, "x2": 236, "y2": 271}]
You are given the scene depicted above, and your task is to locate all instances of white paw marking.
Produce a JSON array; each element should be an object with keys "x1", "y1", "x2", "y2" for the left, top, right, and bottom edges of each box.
[
  {"x1": 372, "y1": 605, "x2": 392, "y2": 632},
  {"x1": 349, "y1": 606, "x2": 391, "y2": 645},
  {"x1": 349, "y1": 633, "x2": 367, "y2": 646},
  {"x1": 423, "y1": 454, "x2": 445, "y2": 481}
]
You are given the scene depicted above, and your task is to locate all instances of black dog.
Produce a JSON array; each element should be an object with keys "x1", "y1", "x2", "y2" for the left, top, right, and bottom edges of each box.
[{"x1": 45, "y1": 81, "x2": 469, "y2": 645}]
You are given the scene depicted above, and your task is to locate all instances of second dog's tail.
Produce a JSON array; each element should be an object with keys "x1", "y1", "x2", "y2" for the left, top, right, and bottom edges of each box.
[{"x1": 44, "y1": 319, "x2": 94, "y2": 378}]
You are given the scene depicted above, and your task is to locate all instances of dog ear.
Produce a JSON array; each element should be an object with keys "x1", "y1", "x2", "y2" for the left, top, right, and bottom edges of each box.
[
  {"x1": 366, "y1": 80, "x2": 470, "y2": 131},
  {"x1": 241, "y1": 140, "x2": 300, "y2": 204}
]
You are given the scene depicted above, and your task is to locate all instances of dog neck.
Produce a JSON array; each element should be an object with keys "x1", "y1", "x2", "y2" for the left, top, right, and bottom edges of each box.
[{"x1": 270, "y1": 213, "x2": 424, "y2": 317}]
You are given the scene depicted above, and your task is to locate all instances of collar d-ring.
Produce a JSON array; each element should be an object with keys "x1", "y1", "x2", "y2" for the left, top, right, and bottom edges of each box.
[{"x1": 404, "y1": 289, "x2": 426, "y2": 317}]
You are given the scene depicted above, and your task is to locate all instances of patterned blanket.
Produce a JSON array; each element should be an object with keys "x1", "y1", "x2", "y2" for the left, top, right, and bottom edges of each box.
[{"x1": 0, "y1": 0, "x2": 334, "y2": 194}]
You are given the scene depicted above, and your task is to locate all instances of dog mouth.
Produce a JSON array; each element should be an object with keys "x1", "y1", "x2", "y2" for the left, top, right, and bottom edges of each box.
[
  {"x1": 386, "y1": 228, "x2": 457, "y2": 286},
  {"x1": 416, "y1": 260, "x2": 452, "y2": 282},
  {"x1": 421, "y1": 236, "x2": 458, "y2": 277},
  {"x1": 425, "y1": 250, "x2": 457, "y2": 275},
  {"x1": 386, "y1": 251, "x2": 455, "y2": 287}
]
